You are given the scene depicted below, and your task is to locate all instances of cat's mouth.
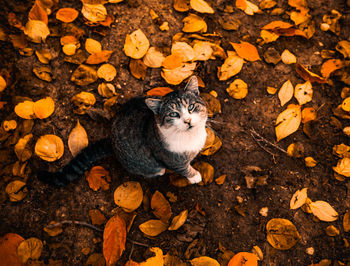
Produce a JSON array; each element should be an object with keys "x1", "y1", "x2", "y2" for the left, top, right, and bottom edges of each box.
[{"x1": 187, "y1": 124, "x2": 193, "y2": 130}]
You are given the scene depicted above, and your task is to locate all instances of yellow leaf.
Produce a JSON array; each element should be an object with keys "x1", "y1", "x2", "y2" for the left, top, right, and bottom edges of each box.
[
  {"x1": 124, "y1": 29, "x2": 150, "y2": 59},
  {"x1": 310, "y1": 201, "x2": 338, "y2": 222},
  {"x1": 278, "y1": 80, "x2": 293, "y2": 106},
  {"x1": 228, "y1": 252, "x2": 259, "y2": 266},
  {"x1": 114, "y1": 181, "x2": 143, "y2": 212},
  {"x1": 17, "y1": 238, "x2": 43, "y2": 264},
  {"x1": 68, "y1": 120, "x2": 88, "y2": 157},
  {"x1": 286, "y1": 142, "x2": 304, "y2": 158},
  {"x1": 85, "y1": 38, "x2": 102, "y2": 54},
  {"x1": 267, "y1": 86, "x2": 277, "y2": 94},
  {"x1": 193, "y1": 41, "x2": 213, "y2": 61},
  {"x1": 171, "y1": 41, "x2": 195, "y2": 62},
  {"x1": 341, "y1": 97, "x2": 350, "y2": 112},
  {"x1": 33, "y1": 97, "x2": 55, "y2": 119},
  {"x1": 190, "y1": 256, "x2": 220, "y2": 266},
  {"x1": 182, "y1": 13, "x2": 207, "y2": 33},
  {"x1": 336, "y1": 40, "x2": 350, "y2": 58},
  {"x1": 98, "y1": 83, "x2": 116, "y2": 98},
  {"x1": 305, "y1": 157, "x2": 317, "y2": 167},
  {"x1": 226, "y1": 79, "x2": 248, "y2": 99},
  {"x1": 2, "y1": 120, "x2": 17, "y2": 131},
  {"x1": 281, "y1": 49, "x2": 296, "y2": 64},
  {"x1": 266, "y1": 218, "x2": 300, "y2": 250},
  {"x1": 200, "y1": 92, "x2": 221, "y2": 117},
  {"x1": 301, "y1": 107, "x2": 316, "y2": 123},
  {"x1": 161, "y1": 62, "x2": 196, "y2": 85},
  {"x1": 24, "y1": 19, "x2": 50, "y2": 43},
  {"x1": 275, "y1": 104, "x2": 301, "y2": 142},
  {"x1": 217, "y1": 51, "x2": 244, "y2": 81},
  {"x1": 294, "y1": 81, "x2": 313, "y2": 105},
  {"x1": 333, "y1": 157, "x2": 350, "y2": 177},
  {"x1": 236, "y1": 0, "x2": 261, "y2": 15},
  {"x1": 71, "y1": 91, "x2": 96, "y2": 114},
  {"x1": 168, "y1": 210, "x2": 188, "y2": 230},
  {"x1": 14, "y1": 101, "x2": 35, "y2": 119},
  {"x1": 139, "y1": 247, "x2": 163, "y2": 266},
  {"x1": 129, "y1": 59, "x2": 147, "y2": 80},
  {"x1": 201, "y1": 128, "x2": 222, "y2": 156},
  {"x1": 5, "y1": 180, "x2": 27, "y2": 202},
  {"x1": 295, "y1": 63, "x2": 327, "y2": 83},
  {"x1": 34, "y1": 134, "x2": 64, "y2": 162},
  {"x1": 230, "y1": 41, "x2": 261, "y2": 61},
  {"x1": 139, "y1": 220, "x2": 168, "y2": 237},
  {"x1": 33, "y1": 66, "x2": 52, "y2": 82},
  {"x1": 290, "y1": 188, "x2": 308, "y2": 209},
  {"x1": 190, "y1": 0, "x2": 214, "y2": 13},
  {"x1": 97, "y1": 63, "x2": 117, "y2": 82},
  {"x1": 62, "y1": 44, "x2": 77, "y2": 56},
  {"x1": 174, "y1": 0, "x2": 190, "y2": 12},
  {"x1": 35, "y1": 48, "x2": 52, "y2": 64},
  {"x1": 14, "y1": 134, "x2": 33, "y2": 162},
  {"x1": 143, "y1": 47, "x2": 165, "y2": 68},
  {"x1": 82, "y1": 3, "x2": 107, "y2": 22},
  {"x1": 151, "y1": 191, "x2": 172, "y2": 222},
  {"x1": 71, "y1": 64, "x2": 98, "y2": 86},
  {"x1": 290, "y1": 10, "x2": 311, "y2": 25},
  {"x1": 260, "y1": 29, "x2": 279, "y2": 43}
]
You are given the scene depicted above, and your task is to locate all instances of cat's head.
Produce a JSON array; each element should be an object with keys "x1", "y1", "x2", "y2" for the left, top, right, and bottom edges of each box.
[{"x1": 145, "y1": 76, "x2": 207, "y2": 132}]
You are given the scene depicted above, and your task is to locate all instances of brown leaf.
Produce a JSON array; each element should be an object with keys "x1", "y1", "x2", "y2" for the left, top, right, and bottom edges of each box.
[
  {"x1": 215, "y1": 174, "x2": 226, "y2": 185},
  {"x1": 139, "y1": 219, "x2": 168, "y2": 237},
  {"x1": 56, "y1": 8, "x2": 79, "y2": 23},
  {"x1": 151, "y1": 190, "x2": 172, "y2": 222},
  {"x1": 89, "y1": 209, "x2": 107, "y2": 225},
  {"x1": 266, "y1": 218, "x2": 300, "y2": 250},
  {"x1": 295, "y1": 63, "x2": 328, "y2": 83},
  {"x1": 8, "y1": 13, "x2": 24, "y2": 30},
  {"x1": 86, "y1": 253, "x2": 106, "y2": 266},
  {"x1": 86, "y1": 50, "x2": 113, "y2": 64},
  {"x1": 33, "y1": 66, "x2": 52, "y2": 82},
  {"x1": 146, "y1": 87, "x2": 174, "y2": 97},
  {"x1": 0, "y1": 233, "x2": 24, "y2": 266},
  {"x1": 43, "y1": 221, "x2": 63, "y2": 237},
  {"x1": 129, "y1": 59, "x2": 147, "y2": 80},
  {"x1": 17, "y1": 237, "x2": 43, "y2": 263},
  {"x1": 114, "y1": 181, "x2": 143, "y2": 212},
  {"x1": 103, "y1": 215, "x2": 126, "y2": 266},
  {"x1": 200, "y1": 92, "x2": 221, "y2": 117},
  {"x1": 34, "y1": 134, "x2": 64, "y2": 162},
  {"x1": 193, "y1": 161, "x2": 215, "y2": 185},
  {"x1": 168, "y1": 210, "x2": 188, "y2": 230},
  {"x1": 29, "y1": 1, "x2": 48, "y2": 24},
  {"x1": 68, "y1": 120, "x2": 89, "y2": 157},
  {"x1": 169, "y1": 172, "x2": 190, "y2": 187},
  {"x1": 71, "y1": 64, "x2": 98, "y2": 86},
  {"x1": 86, "y1": 166, "x2": 111, "y2": 191}
]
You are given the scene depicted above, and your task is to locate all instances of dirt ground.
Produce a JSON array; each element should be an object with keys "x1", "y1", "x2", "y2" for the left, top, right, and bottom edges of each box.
[{"x1": 0, "y1": 0, "x2": 349, "y2": 265}]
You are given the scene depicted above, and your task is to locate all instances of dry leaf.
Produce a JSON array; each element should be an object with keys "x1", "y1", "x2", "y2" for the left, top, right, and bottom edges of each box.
[
  {"x1": 333, "y1": 157, "x2": 350, "y2": 177},
  {"x1": 275, "y1": 104, "x2": 301, "y2": 142},
  {"x1": 260, "y1": 30, "x2": 279, "y2": 43},
  {"x1": 33, "y1": 97, "x2": 55, "y2": 119},
  {"x1": 86, "y1": 50, "x2": 113, "y2": 64},
  {"x1": 161, "y1": 62, "x2": 196, "y2": 85},
  {"x1": 82, "y1": 3, "x2": 107, "y2": 22},
  {"x1": 2, "y1": 120, "x2": 17, "y2": 131},
  {"x1": 336, "y1": 40, "x2": 350, "y2": 58},
  {"x1": 43, "y1": 221, "x2": 63, "y2": 237},
  {"x1": 193, "y1": 41, "x2": 213, "y2": 61},
  {"x1": 143, "y1": 47, "x2": 165, "y2": 68},
  {"x1": 228, "y1": 252, "x2": 259, "y2": 266},
  {"x1": 71, "y1": 64, "x2": 98, "y2": 86},
  {"x1": 124, "y1": 29, "x2": 150, "y2": 59},
  {"x1": 294, "y1": 81, "x2": 313, "y2": 105},
  {"x1": 168, "y1": 210, "x2": 188, "y2": 230},
  {"x1": 139, "y1": 247, "x2": 163, "y2": 266},
  {"x1": 193, "y1": 161, "x2": 214, "y2": 185},
  {"x1": 86, "y1": 253, "x2": 105, "y2": 266},
  {"x1": 287, "y1": 142, "x2": 304, "y2": 158},
  {"x1": 200, "y1": 92, "x2": 221, "y2": 117},
  {"x1": 343, "y1": 211, "x2": 350, "y2": 232},
  {"x1": 169, "y1": 173, "x2": 190, "y2": 187},
  {"x1": 60, "y1": 35, "x2": 79, "y2": 45},
  {"x1": 305, "y1": 157, "x2": 317, "y2": 167},
  {"x1": 56, "y1": 8, "x2": 79, "y2": 23},
  {"x1": 114, "y1": 181, "x2": 143, "y2": 212},
  {"x1": 24, "y1": 20, "x2": 50, "y2": 43},
  {"x1": 33, "y1": 66, "x2": 52, "y2": 82},
  {"x1": 182, "y1": 13, "x2": 207, "y2": 33},
  {"x1": 230, "y1": 41, "x2": 261, "y2": 61},
  {"x1": 321, "y1": 59, "x2": 343, "y2": 78},
  {"x1": 190, "y1": 256, "x2": 220, "y2": 266},
  {"x1": 146, "y1": 87, "x2": 174, "y2": 97},
  {"x1": 174, "y1": 0, "x2": 190, "y2": 12},
  {"x1": 17, "y1": 237, "x2": 43, "y2": 264},
  {"x1": 139, "y1": 219, "x2": 168, "y2": 237},
  {"x1": 325, "y1": 225, "x2": 339, "y2": 237},
  {"x1": 290, "y1": 188, "x2": 308, "y2": 209},
  {"x1": 28, "y1": 1, "x2": 48, "y2": 23},
  {"x1": 226, "y1": 79, "x2": 248, "y2": 99},
  {"x1": 129, "y1": 59, "x2": 147, "y2": 80},
  {"x1": 85, "y1": 38, "x2": 102, "y2": 54},
  {"x1": 34, "y1": 134, "x2": 64, "y2": 162},
  {"x1": 0, "y1": 75, "x2": 6, "y2": 92},
  {"x1": 164, "y1": 253, "x2": 186, "y2": 266},
  {"x1": 97, "y1": 63, "x2": 117, "y2": 81},
  {"x1": 171, "y1": 42, "x2": 195, "y2": 62},
  {"x1": 236, "y1": 0, "x2": 261, "y2": 15},
  {"x1": 14, "y1": 134, "x2": 33, "y2": 162},
  {"x1": 342, "y1": 97, "x2": 350, "y2": 112},
  {"x1": 190, "y1": 0, "x2": 214, "y2": 14},
  {"x1": 0, "y1": 233, "x2": 24, "y2": 266},
  {"x1": 281, "y1": 49, "x2": 296, "y2": 64},
  {"x1": 215, "y1": 174, "x2": 226, "y2": 185},
  {"x1": 301, "y1": 107, "x2": 316, "y2": 123},
  {"x1": 5, "y1": 180, "x2": 27, "y2": 202},
  {"x1": 35, "y1": 48, "x2": 52, "y2": 64},
  {"x1": 68, "y1": 120, "x2": 88, "y2": 157},
  {"x1": 295, "y1": 63, "x2": 327, "y2": 83},
  {"x1": 217, "y1": 51, "x2": 244, "y2": 81},
  {"x1": 86, "y1": 166, "x2": 111, "y2": 191},
  {"x1": 72, "y1": 91, "x2": 96, "y2": 114},
  {"x1": 98, "y1": 83, "x2": 116, "y2": 98},
  {"x1": 201, "y1": 128, "x2": 222, "y2": 156},
  {"x1": 62, "y1": 44, "x2": 77, "y2": 56},
  {"x1": 14, "y1": 101, "x2": 35, "y2": 119},
  {"x1": 310, "y1": 201, "x2": 338, "y2": 222},
  {"x1": 278, "y1": 80, "x2": 293, "y2": 106},
  {"x1": 89, "y1": 209, "x2": 107, "y2": 225},
  {"x1": 103, "y1": 215, "x2": 126, "y2": 266},
  {"x1": 261, "y1": 20, "x2": 307, "y2": 38},
  {"x1": 151, "y1": 190, "x2": 172, "y2": 222},
  {"x1": 266, "y1": 218, "x2": 300, "y2": 250}
]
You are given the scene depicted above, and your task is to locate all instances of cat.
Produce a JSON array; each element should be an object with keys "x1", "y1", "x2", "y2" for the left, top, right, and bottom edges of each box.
[{"x1": 37, "y1": 76, "x2": 208, "y2": 186}]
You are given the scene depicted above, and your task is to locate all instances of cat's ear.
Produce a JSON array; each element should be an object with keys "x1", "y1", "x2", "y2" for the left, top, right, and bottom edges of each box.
[
  {"x1": 184, "y1": 76, "x2": 199, "y2": 95},
  {"x1": 145, "y1": 98, "x2": 162, "y2": 114}
]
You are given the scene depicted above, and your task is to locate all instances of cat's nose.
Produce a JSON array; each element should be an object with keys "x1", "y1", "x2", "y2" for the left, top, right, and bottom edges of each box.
[{"x1": 184, "y1": 117, "x2": 191, "y2": 124}]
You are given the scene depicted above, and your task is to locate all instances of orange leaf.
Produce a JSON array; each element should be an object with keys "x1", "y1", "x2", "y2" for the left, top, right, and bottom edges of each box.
[
  {"x1": 151, "y1": 190, "x2": 172, "y2": 222},
  {"x1": 56, "y1": 8, "x2": 79, "y2": 23},
  {"x1": 262, "y1": 21, "x2": 307, "y2": 38},
  {"x1": 9, "y1": 34, "x2": 28, "y2": 49},
  {"x1": 103, "y1": 215, "x2": 126, "y2": 266},
  {"x1": 0, "y1": 102, "x2": 7, "y2": 109},
  {"x1": 262, "y1": 21, "x2": 294, "y2": 30},
  {"x1": 320, "y1": 59, "x2": 343, "y2": 78},
  {"x1": 236, "y1": 0, "x2": 247, "y2": 10},
  {"x1": 60, "y1": 35, "x2": 79, "y2": 45},
  {"x1": 86, "y1": 50, "x2": 113, "y2": 64},
  {"x1": 8, "y1": 13, "x2": 24, "y2": 30},
  {"x1": 0, "y1": 233, "x2": 24, "y2": 266},
  {"x1": 295, "y1": 63, "x2": 328, "y2": 83},
  {"x1": 29, "y1": 1, "x2": 48, "y2": 24},
  {"x1": 228, "y1": 252, "x2": 258, "y2": 266},
  {"x1": 301, "y1": 107, "x2": 316, "y2": 123},
  {"x1": 125, "y1": 260, "x2": 140, "y2": 266},
  {"x1": 89, "y1": 209, "x2": 107, "y2": 225},
  {"x1": 230, "y1": 41, "x2": 261, "y2": 61},
  {"x1": 86, "y1": 166, "x2": 111, "y2": 191},
  {"x1": 146, "y1": 87, "x2": 174, "y2": 97},
  {"x1": 129, "y1": 59, "x2": 147, "y2": 80},
  {"x1": 99, "y1": 14, "x2": 114, "y2": 27},
  {"x1": 162, "y1": 54, "x2": 183, "y2": 69}
]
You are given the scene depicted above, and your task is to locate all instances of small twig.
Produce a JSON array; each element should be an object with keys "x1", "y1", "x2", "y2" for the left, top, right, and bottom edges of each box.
[
  {"x1": 127, "y1": 238, "x2": 149, "y2": 247},
  {"x1": 46, "y1": 220, "x2": 103, "y2": 232},
  {"x1": 128, "y1": 242, "x2": 135, "y2": 266},
  {"x1": 249, "y1": 128, "x2": 287, "y2": 154},
  {"x1": 251, "y1": 133, "x2": 278, "y2": 158}
]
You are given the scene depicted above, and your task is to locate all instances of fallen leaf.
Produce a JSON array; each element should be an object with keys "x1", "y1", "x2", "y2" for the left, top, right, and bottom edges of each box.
[
  {"x1": 278, "y1": 80, "x2": 293, "y2": 106},
  {"x1": 261, "y1": 21, "x2": 307, "y2": 38},
  {"x1": 193, "y1": 161, "x2": 214, "y2": 185},
  {"x1": 325, "y1": 225, "x2": 339, "y2": 237},
  {"x1": 68, "y1": 120, "x2": 89, "y2": 157},
  {"x1": 259, "y1": 0, "x2": 277, "y2": 9},
  {"x1": 290, "y1": 10, "x2": 310, "y2": 25},
  {"x1": 33, "y1": 97, "x2": 55, "y2": 119},
  {"x1": 60, "y1": 35, "x2": 79, "y2": 45},
  {"x1": 103, "y1": 215, "x2": 126, "y2": 266},
  {"x1": 260, "y1": 30, "x2": 279, "y2": 43},
  {"x1": 35, "y1": 48, "x2": 52, "y2": 64},
  {"x1": 98, "y1": 83, "x2": 116, "y2": 98},
  {"x1": 97, "y1": 63, "x2": 117, "y2": 81},
  {"x1": 230, "y1": 41, "x2": 260, "y2": 61},
  {"x1": 217, "y1": 51, "x2": 244, "y2": 81},
  {"x1": 85, "y1": 38, "x2": 102, "y2": 54},
  {"x1": 168, "y1": 210, "x2": 188, "y2": 230},
  {"x1": 86, "y1": 166, "x2": 111, "y2": 191},
  {"x1": 226, "y1": 79, "x2": 248, "y2": 99},
  {"x1": 190, "y1": 256, "x2": 220, "y2": 266},
  {"x1": 86, "y1": 50, "x2": 113, "y2": 64},
  {"x1": 0, "y1": 233, "x2": 24, "y2": 266},
  {"x1": 143, "y1": 47, "x2": 165, "y2": 68},
  {"x1": 34, "y1": 134, "x2": 64, "y2": 162},
  {"x1": 301, "y1": 107, "x2": 316, "y2": 123},
  {"x1": 86, "y1": 253, "x2": 105, "y2": 266},
  {"x1": 193, "y1": 41, "x2": 213, "y2": 61},
  {"x1": 14, "y1": 101, "x2": 35, "y2": 119},
  {"x1": 71, "y1": 64, "x2": 98, "y2": 86},
  {"x1": 17, "y1": 237, "x2": 43, "y2": 264},
  {"x1": 228, "y1": 252, "x2": 259, "y2": 266},
  {"x1": 161, "y1": 62, "x2": 196, "y2": 85},
  {"x1": 343, "y1": 211, "x2": 350, "y2": 232},
  {"x1": 139, "y1": 219, "x2": 168, "y2": 237},
  {"x1": 124, "y1": 29, "x2": 150, "y2": 59},
  {"x1": 333, "y1": 157, "x2": 350, "y2": 177},
  {"x1": 0, "y1": 75, "x2": 6, "y2": 92},
  {"x1": 305, "y1": 157, "x2": 317, "y2": 167},
  {"x1": 164, "y1": 253, "x2": 186, "y2": 266},
  {"x1": 290, "y1": 188, "x2": 308, "y2": 209},
  {"x1": 8, "y1": 12, "x2": 24, "y2": 30},
  {"x1": 5, "y1": 180, "x2": 27, "y2": 202},
  {"x1": 201, "y1": 128, "x2": 222, "y2": 156},
  {"x1": 62, "y1": 44, "x2": 77, "y2": 56},
  {"x1": 43, "y1": 221, "x2": 63, "y2": 237},
  {"x1": 146, "y1": 87, "x2": 174, "y2": 97},
  {"x1": 89, "y1": 209, "x2": 107, "y2": 225},
  {"x1": 24, "y1": 20, "x2": 50, "y2": 43},
  {"x1": 114, "y1": 181, "x2": 143, "y2": 212},
  {"x1": 82, "y1": 3, "x2": 107, "y2": 22},
  {"x1": 129, "y1": 59, "x2": 147, "y2": 80},
  {"x1": 215, "y1": 174, "x2": 226, "y2": 185},
  {"x1": 2, "y1": 120, "x2": 17, "y2": 131},
  {"x1": 71, "y1": 91, "x2": 96, "y2": 114},
  {"x1": 219, "y1": 15, "x2": 241, "y2": 31},
  {"x1": 33, "y1": 66, "x2": 52, "y2": 82},
  {"x1": 182, "y1": 13, "x2": 207, "y2": 33},
  {"x1": 342, "y1": 97, "x2": 350, "y2": 112},
  {"x1": 14, "y1": 134, "x2": 33, "y2": 162},
  {"x1": 294, "y1": 81, "x2": 313, "y2": 105},
  {"x1": 162, "y1": 54, "x2": 183, "y2": 69},
  {"x1": 139, "y1": 247, "x2": 164, "y2": 266},
  {"x1": 29, "y1": 2, "x2": 48, "y2": 24},
  {"x1": 174, "y1": 0, "x2": 190, "y2": 12},
  {"x1": 287, "y1": 142, "x2": 304, "y2": 158},
  {"x1": 56, "y1": 8, "x2": 79, "y2": 23},
  {"x1": 171, "y1": 42, "x2": 195, "y2": 62},
  {"x1": 236, "y1": 0, "x2": 261, "y2": 15},
  {"x1": 266, "y1": 218, "x2": 300, "y2": 250},
  {"x1": 190, "y1": 0, "x2": 214, "y2": 13},
  {"x1": 151, "y1": 191, "x2": 172, "y2": 222},
  {"x1": 169, "y1": 173, "x2": 190, "y2": 187},
  {"x1": 295, "y1": 63, "x2": 328, "y2": 83},
  {"x1": 321, "y1": 59, "x2": 343, "y2": 78},
  {"x1": 200, "y1": 92, "x2": 221, "y2": 117},
  {"x1": 281, "y1": 49, "x2": 296, "y2": 64},
  {"x1": 310, "y1": 201, "x2": 338, "y2": 222},
  {"x1": 275, "y1": 104, "x2": 302, "y2": 142},
  {"x1": 336, "y1": 40, "x2": 350, "y2": 58}
]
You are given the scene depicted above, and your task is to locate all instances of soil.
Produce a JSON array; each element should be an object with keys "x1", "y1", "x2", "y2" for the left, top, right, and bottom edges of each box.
[{"x1": 0, "y1": 0, "x2": 349, "y2": 265}]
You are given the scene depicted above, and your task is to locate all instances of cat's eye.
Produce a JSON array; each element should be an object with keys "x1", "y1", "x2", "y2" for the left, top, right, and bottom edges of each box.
[
  {"x1": 169, "y1": 112, "x2": 180, "y2": 118},
  {"x1": 188, "y1": 104, "x2": 195, "y2": 112}
]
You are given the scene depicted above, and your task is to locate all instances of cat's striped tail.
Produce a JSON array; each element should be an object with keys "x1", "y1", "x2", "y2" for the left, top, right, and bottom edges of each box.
[{"x1": 37, "y1": 138, "x2": 114, "y2": 187}]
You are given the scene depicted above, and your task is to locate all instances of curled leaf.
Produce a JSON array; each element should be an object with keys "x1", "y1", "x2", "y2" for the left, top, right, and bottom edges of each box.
[
  {"x1": 290, "y1": 188, "x2": 308, "y2": 209},
  {"x1": 97, "y1": 63, "x2": 117, "y2": 81},
  {"x1": 168, "y1": 210, "x2": 188, "y2": 230},
  {"x1": 5, "y1": 180, "x2": 27, "y2": 202},
  {"x1": 34, "y1": 134, "x2": 64, "y2": 162},
  {"x1": 14, "y1": 134, "x2": 33, "y2": 162},
  {"x1": 86, "y1": 166, "x2": 111, "y2": 191},
  {"x1": 71, "y1": 64, "x2": 98, "y2": 86},
  {"x1": 17, "y1": 238, "x2": 43, "y2": 263},
  {"x1": 333, "y1": 157, "x2": 350, "y2": 177},
  {"x1": 82, "y1": 3, "x2": 107, "y2": 22}
]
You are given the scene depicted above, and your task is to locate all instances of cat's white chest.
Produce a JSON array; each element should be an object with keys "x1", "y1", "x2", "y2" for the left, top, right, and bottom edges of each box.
[{"x1": 160, "y1": 126, "x2": 207, "y2": 154}]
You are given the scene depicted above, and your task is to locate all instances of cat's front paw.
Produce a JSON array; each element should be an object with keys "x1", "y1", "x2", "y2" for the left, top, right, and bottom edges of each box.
[{"x1": 187, "y1": 171, "x2": 202, "y2": 184}]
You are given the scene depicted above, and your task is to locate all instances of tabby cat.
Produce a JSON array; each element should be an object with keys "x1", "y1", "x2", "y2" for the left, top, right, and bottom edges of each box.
[{"x1": 37, "y1": 76, "x2": 208, "y2": 186}]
